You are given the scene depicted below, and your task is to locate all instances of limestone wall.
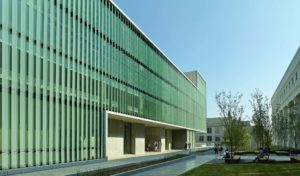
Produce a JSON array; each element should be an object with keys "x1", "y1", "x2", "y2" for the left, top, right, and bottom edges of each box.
[{"x1": 107, "y1": 119, "x2": 124, "y2": 159}]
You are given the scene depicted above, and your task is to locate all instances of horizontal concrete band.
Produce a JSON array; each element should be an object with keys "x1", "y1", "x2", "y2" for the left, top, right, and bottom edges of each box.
[
  {"x1": 107, "y1": 111, "x2": 206, "y2": 133},
  {"x1": 0, "y1": 158, "x2": 107, "y2": 176}
]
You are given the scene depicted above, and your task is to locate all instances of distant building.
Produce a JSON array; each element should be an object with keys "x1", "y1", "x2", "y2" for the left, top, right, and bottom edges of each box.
[
  {"x1": 196, "y1": 117, "x2": 256, "y2": 148},
  {"x1": 196, "y1": 117, "x2": 225, "y2": 147}
]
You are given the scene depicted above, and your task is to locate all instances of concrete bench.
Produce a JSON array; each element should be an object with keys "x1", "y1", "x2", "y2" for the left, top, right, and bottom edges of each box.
[
  {"x1": 275, "y1": 151, "x2": 289, "y2": 156},
  {"x1": 259, "y1": 156, "x2": 269, "y2": 161},
  {"x1": 225, "y1": 155, "x2": 240, "y2": 163},
  {"x1": 291, "y1": 157, "x2": 300, "y2": 163},
  {"x1": 254, "y1": 156, "x2": 274, "y2": 163}
]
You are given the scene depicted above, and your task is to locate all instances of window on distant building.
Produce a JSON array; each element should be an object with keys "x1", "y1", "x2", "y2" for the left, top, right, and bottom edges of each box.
[
  {"x1": 199, "y1": 136, "x2": 204, "y2": 142},
  {"x1": 207, "y1": 128, "x2": 212, "y2": 133},
  {"x1": 215, "y1": 127, "x2": 220, "y2": 134},
  {"x1": 215, "y1": 137, "x2": 220, "y2": 142},
  {"x1": 207, "y1": 136, "x2": 212, "y2": 142}
]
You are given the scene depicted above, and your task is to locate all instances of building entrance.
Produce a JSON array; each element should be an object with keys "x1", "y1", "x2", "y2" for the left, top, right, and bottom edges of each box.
[{"x1": 124, "y1": 123, "x2": 132, "y2": 154}]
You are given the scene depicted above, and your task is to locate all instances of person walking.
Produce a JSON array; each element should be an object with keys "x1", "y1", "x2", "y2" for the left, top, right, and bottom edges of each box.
[
  {"x1": 254, "y1": 147, "x2": 264, "y2": 162},
  {"x1": 154, "y1": 141, "x2": 158, "y2": 152},
  {"x1": 219, "y1": 146, "x2": 223, "y2": 156},
  {"x1": 214, "y1": 144, "x2": 218, "y2": 154},
  {"x1": 158, "y1": 141, "x2": 162, "y2": 152}
]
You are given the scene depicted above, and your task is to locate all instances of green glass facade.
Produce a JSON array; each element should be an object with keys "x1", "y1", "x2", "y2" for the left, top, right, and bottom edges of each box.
[{"x1": 0, "y1": 0, "x2": 206, "y2": 170}]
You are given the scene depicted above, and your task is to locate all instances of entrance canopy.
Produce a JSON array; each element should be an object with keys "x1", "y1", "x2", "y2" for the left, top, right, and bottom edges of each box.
[
  {"x1": 105, "y1": 111, "x2": 200, "y2": 160},
  {"x1": 106, "y1": 111, "x2": 200, "y2": 131}
]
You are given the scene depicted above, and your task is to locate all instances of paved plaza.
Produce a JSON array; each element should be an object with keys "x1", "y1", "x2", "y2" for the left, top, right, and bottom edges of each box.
[
  {"x1": 14, "y1": 150, "x2": 192, "y2": 176},
  {"x1": 127, "y1": 151, "x2": 216, "y2": 176},
  {"x1": 13, "y1": 149, "x2": 213, "y2": 176},
  {"x1": 128, "y1": 152, "x2": 292, "y2": 176}
]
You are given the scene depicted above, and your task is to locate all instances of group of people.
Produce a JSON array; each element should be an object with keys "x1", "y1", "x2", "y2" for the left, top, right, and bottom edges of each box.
[
  {"x1": 146, "y1": 140, "x2": 162, "y2": 152},
  {"x1": 214, "y1": 144, "x2": 231, "y2": 159},
  {"x1": 212, "y1": 144, "x2": 271, "y2": 161},
  {"x1": 145, "y1": 140, "x2": 193, "y2": 152},
  {"x1": 214, "y1": 144, "x2": 224, "y2": 155},
  {"x1": 184, "y1": 141, "x2": 192, "y2": 150}
]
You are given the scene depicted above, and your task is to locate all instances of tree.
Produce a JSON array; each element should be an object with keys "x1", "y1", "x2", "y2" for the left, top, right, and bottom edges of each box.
[
  {"x1": 250, "y1": 89, "x2": 272, "y2": 148},
  {"x1": 279, "y1": 111, "x2": 289, "y2": 147},
  {"x1": 215, "y1": 91, "x2": 250, "y2": 155},
  {"x1": 272, "y1": 107, "x2": 288, "y2": 147},
  {"x1": 224, "y1": 121, "x2": 251, "y2": 151},
  {"x1": 272, "y1": 108, "x2": 280, "y2": 146},
  {"x1": 288, "y1": 102, "x2": 300, "y2": 150}
]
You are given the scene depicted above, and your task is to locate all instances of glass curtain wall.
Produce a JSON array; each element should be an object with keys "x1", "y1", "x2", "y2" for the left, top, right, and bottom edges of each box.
[{"x1": 0, "y1": 0, "x2": 206, "y2": 170}]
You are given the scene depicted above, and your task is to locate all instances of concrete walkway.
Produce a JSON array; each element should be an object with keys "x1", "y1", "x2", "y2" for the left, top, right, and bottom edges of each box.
[
  {"x1": 128, "y1": 153, "x2": 292, "y2": 176},
  {"x1": 127, "y1": 151, "x2": 216, "y2": 176},
  {"x1": 8, "y1": 148, "x2": 212, "y2": 176},
  {"x1": 244, "y1": 154, "x2": 290, "y2": 161},
  {"x1": 15, "y1": 150, "x2": 191, "y2": 176},
  {"x1": 109, "y1": 150, "x2": 182, "y2": 160},
  {"x1": 239, "y1": 154, "x2": 291, "y2": 163}
]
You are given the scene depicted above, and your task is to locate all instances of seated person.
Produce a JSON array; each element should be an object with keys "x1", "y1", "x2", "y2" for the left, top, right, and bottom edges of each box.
[{"x1": 223, "y1": 148, "x2": 230, "y2": 159}]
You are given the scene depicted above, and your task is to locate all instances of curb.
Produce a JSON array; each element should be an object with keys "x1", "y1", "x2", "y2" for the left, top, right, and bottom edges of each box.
[
  {"x1": 69, "y1": 150, "x2": 191, "y2": 176},
  {"x1": 113, "y1": 154, "x2": 196, "y2": 176},
  {"x1": 0, "y1": 158, "x2": 108, "y2": 176}
]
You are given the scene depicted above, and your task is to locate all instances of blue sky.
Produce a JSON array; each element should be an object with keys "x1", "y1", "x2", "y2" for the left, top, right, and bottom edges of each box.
[{"x1": 114, "y1": 0, "x2": 300, "y2": 119}]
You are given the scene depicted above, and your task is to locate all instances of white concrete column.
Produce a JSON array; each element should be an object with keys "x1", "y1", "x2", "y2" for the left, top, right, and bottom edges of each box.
[
  {"x1": 283, "y1": 107, "x2": 288, "y2": 147},
  {"x1": 288, "y1": 101, "x2": 295, "y2": 147},
  {"x1": 291, "y1": 97, "x2": 300, "y2": 148},
  {"x1": 131, "y1": 124, "x2": 145, "y2": 155},
  {"x1": 107, "y1": 119, "x2": 124, "y2": 159},
  {"x1": 165, "y1": 130, "x2": 172, "y2": 150}
]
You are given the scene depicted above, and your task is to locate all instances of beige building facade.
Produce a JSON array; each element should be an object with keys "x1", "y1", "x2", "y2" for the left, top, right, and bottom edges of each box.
[
  {"x1": 196, "y1": 118, "x2": 225, "y2": 147},
  {"x1": 196, "y1": 117, "x2": 256, "y2": 148},
  {"x1": 272, "y1": 47, "x2": 300, "y2": 147}
]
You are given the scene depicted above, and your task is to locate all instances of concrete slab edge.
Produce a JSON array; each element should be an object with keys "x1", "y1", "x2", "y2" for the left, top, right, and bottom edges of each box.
[
  {"x1": 68, "y1": 151, "x2": 190, "y2": 176},
  {"x1": 113, "y1": 154, "x2": 196, "y2": 176},
  {"x1": 0, "y1": 158, "x2": 107, "y2": 176}
]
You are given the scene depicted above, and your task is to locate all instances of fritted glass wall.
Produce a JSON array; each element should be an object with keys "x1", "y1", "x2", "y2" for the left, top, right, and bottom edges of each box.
[{"x1": 0, "y1": 0, "x2": 206, "y2": 170}]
